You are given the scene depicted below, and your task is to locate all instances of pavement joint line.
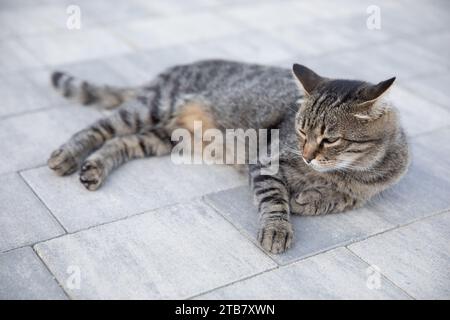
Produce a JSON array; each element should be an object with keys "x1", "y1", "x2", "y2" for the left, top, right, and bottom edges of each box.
[
  {"x1": 17, "y1": 172, "x2": 69, "y2": 234},
  {"x1": 31, "y1": 245, "x2": 73, "y2": 300},
  {"x1": 6, "y1": 165, "x2": 449, "y2": 257},
  {"x1": 187, "y1": 264, "x2": 281, "y2": 300},
  {"x1": 345, "y1": 247, "x2": 416, "y2": 300},
  {"x1": 200, "y1": 196, "x2": 280, "y2": 265},
  {"x1": 0, "y1": 105, "x2": 59, "y2": 122}
]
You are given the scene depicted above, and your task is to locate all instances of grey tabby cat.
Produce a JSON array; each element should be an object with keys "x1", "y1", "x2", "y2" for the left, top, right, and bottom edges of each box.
[{"x1": 48, "y1": 60, "x2": 410, "y2": 254}]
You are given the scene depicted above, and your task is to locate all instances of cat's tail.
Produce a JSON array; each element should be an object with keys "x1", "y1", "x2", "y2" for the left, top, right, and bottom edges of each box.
[{"x1": 50, "y1": 71, "x2": 136, "y2": 109}]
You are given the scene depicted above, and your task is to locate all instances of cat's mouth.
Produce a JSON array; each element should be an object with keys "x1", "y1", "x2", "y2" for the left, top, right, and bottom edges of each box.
[
  {"x1": 304, "y1": 159, "x2": 336, "y2": 172},
  {"x1": 304, "y1": 158, "x2": 351, "y2": 173}
]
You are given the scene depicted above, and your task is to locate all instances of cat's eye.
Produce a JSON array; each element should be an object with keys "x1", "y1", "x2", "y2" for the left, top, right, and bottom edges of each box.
[{"x1": 322, "y1": 137, "x2": 340, "y2": 145}]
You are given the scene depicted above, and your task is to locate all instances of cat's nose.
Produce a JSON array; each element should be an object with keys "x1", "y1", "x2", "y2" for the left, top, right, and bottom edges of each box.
[
  {"x1": 302, "y1": 155, "x2": 314, "y2": 164},
  {"x1": 302, "y1": 144, "x2": 316, "y2": 164}
]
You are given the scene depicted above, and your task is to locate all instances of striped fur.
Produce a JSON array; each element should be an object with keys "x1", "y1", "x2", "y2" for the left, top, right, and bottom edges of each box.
[
  {"x1": 48, "y1": 60, "x2": 409, "y2": 254},
  {"x1": 51, "y1": 71, "x2": 136, "y2": 109}
]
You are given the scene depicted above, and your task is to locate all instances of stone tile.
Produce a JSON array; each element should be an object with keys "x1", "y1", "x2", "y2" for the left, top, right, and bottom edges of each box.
[
  {"x1": 100, "y1": 53, "x2": 156, "y2": 86},
  {"x1": 0, "y1": 4, "x2": 68, "y2": 37},
  {"x1": 34, "y1": 200, "x2": 276, "y2": 299},
  {"x1": 222, "y1": 1, "x2": 315, "y2": 31},
  {"x1": 75, "y1": 0, "x2": 158, "y2": 26},
  {"x1": 368, "y1": 128, "x2": 450, "y2": 225},
  {"x1": 0, "y1": 38, "x2": 43, "y2": 74},
  {"x1": 19, "y1": 28, "x2": 132, "y2": 66},
  {"x1": 22, "y1": 158, "x2": 246, "y2": 232},
  {"x1": 0, "y1": 107, "x2": 103, "y2": 174},
  {"x1": 0, "y1": 247, "x2": 67, "y2": 299},
  {"x1": 0, "y1": 173, "x2": 64, "y2": 253},
  {"x1": 403, "y1": 74, "x2": 450, "y2": 110},
  {"x1": 205, "y1": 186, "x2": 394, "y2": 265},
  {"x1": 0, "y1": 72, "x2": 53, "y2": 118},
  {"x1": 181, "y1": 32, "x2": 296, "y2": 65},
  {"x1": 412, "y1": 127, "x2": 450, "y2": 175},
  {"x1": 197, "y1": 247, "x2": 409, "y2": 299},
  {"x1": 381, "y1": 0, "x2": 450, "y2": 37},
  {"x1": 414, "y1": 31, "x2": 450, "y2": 67},
  {"x1": 349, "y1": 211, "x2": 450, "y2": 299},
  {"x1": 268, "y1": 23, "x2": 362, "y2": 58},
  {"x1": 366, "y1": 40, "x2": 446, "y2": 79},
  {"x1": 112, "y1": 12, "x2": 240, "y2": 50},
  {"x1": 101, "y1": 50, "x2": 187, "y2": 86},
  {"x1": 274, "y1": 55, "x2": 361, "y2": 80},
  {"x1": 135, "y1": 0, "x2": 221, "y2": 16},
  {"x1": 387, "y1": 86, "x2": 450, "y2": 137},
  {"x1": 299, "y1": 40, "x2": 445, "y2": 83}
]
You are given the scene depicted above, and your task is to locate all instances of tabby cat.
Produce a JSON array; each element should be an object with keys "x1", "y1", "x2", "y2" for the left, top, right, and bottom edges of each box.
[{"x1": 48, "y1": 60, "x2": 410, "y2": 254}]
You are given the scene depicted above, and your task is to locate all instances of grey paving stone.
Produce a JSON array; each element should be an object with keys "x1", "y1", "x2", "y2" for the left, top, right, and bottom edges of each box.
[
  {"x1": 205, "y1": 186, "x2": 393, "y2": 265},
  {"x1": 22, "y1": 158, "x2": 246, "y2": 232},
  {"x1": 222, "y1": 1, "x2": 316, "y2": 31},
  {"x1": 0, "y1": 4, "x2": 68, "y2": 37},
  {"x1": 381, "y1": 0, "x2": 450, "y2": 37},
  {"x1": 349, "y1": 211, "x2": 450, "y2": 299},
  {"x1": 412, "y1": 127, "x2": 450, "y2": 176},
  {"x1": 135, "y1": 0, "x2": 222, "y2": 16},
  {"x1": 0, "y1": 38, "x2": 43, "y2": 74},
  {"x1": 197, "y1": 247, "x2": 410, "y2": 299},
  {"x1": 77, "y1": 0, "x2": 158, "y2": 27},
  {"x1": 102, "y1": 49, "x2": 197, "y2": 86},
  {"x1": 268, "y1": 23, "x2": 362, "y2": 58},
  {"x1": 294, "y1": 38, "x2": 444, "y2": 84},
  {"x1": 403, "y1": 74, "x2": 450, "y2": 110},
  {"x1": 0, "y1": 247, "x2": 67, "y2": 299},
  {"x1": 100, "y1": 52, "x2": 161, "y2": 86},
  {"x1": 0, "y1": 72, "x2": 53, "y2": 118},
  {"x1": 388, "y1": 86, "x2": 450, "y2": 137},
  {"x1": 19, "y1": 27, "x2": 132, "y2": 66},
  {"x1": 368, "y1": 128, "x2": 450, "y2": 225},
  {"x1": 112, "y1": 12, "x2": 240, "y2": 50},
  {"x1": 180, "y1": 32, "x2": 296, "y2": 65},
  {"x1": 102, "y1": 35, "x2": 291, "y2": 86},
  {"x1": 414, "y1": 31, "x2": 450, "y2": 67},
  {"x1": 0, "y1": 173, "x2": 64, "y2": 253},
  {"x1": 0, "y1": 107, "x2": 103, "y2": 174},
  {"x1": 34, "y1": 199, "x2": 276, "y2": 299}
]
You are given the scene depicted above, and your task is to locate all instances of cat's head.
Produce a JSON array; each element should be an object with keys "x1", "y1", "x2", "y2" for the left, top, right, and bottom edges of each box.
[{"x1": 292, "y1": 63, "x2": 398, "y2": 173}]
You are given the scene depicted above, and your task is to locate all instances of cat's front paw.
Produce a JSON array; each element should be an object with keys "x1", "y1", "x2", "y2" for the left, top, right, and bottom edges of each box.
[
  {"x1": 293, "y1": 189, "x2": 322, "y2": 215},
  {"x1": 48, "y1": 148, "x2": 79, "y2": 175},
  {"x1": 79, "y1": 160, "x2": 106, "y2": 191},
  {"x1": 258, "y1": 220, "x2": 293, "y2": 254}
]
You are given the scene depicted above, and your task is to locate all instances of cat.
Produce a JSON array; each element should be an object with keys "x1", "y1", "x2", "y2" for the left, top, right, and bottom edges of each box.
[{"x1": 48, "y1": 60, "x2": 410, "y2": 254}]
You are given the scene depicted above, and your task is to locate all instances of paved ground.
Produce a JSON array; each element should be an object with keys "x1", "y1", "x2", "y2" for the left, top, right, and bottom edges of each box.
[{"x1": 1, "y1": 0, "x2": 449, "y2": 300}]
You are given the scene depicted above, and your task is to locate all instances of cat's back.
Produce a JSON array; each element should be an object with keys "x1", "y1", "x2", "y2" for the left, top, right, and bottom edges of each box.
[{"x1": 167, "y1": 59, "x2": 296, "y2": 96}]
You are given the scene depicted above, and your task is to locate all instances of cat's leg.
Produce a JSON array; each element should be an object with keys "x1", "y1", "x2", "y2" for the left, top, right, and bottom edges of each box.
[
  {"x1": 79, "y1": 129, "x2": 172, "y2": 190},
  {"x1": 48, "y1": 102, "x2": 149, "y2": 176},
  {"x1": 290, "y1": 186, "x2": 361, "y2": 216},
  {"x1": 250, "y1": 165, "x2": 293, "y2": 254}
]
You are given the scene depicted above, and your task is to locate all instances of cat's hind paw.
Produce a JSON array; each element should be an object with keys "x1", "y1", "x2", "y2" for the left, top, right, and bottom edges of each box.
[
  {"x1": 258, "y1": 220, "x2": 293, "y2": 254},
  {"x1": 79, "y1": 160, "x2": 106, "y2": 191},
  {"x1": 48, "y1": 148, "x2": 79, "y2": 176}
]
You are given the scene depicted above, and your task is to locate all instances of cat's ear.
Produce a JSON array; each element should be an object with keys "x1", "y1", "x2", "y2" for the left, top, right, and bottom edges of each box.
[
  {"x1": 354, "y1": 77, "x2": 395, "y2": 121},
  {"x1": 292, "y1": 64, "x2": 325, "y2": 96},
  {"x1": 359, "y1": 77, "x2": 396, "y2": 105}
]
